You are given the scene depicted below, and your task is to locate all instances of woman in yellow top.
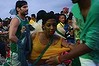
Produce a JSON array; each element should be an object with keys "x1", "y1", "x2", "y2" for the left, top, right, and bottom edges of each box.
[{"x1": 28, "y1": 13, "x2": 74, "y2": 66}]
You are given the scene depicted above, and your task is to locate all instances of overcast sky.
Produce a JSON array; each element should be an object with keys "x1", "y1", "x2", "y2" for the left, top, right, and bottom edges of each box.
[{"x1": 0, "y1": 0, "x2": 73, "y2": 19}]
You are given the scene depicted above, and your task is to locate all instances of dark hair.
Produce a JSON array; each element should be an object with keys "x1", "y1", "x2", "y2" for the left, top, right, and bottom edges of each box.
[
  {"x1": 15, "y1": 0, "x2": 27, "y2": 14},
  {"x1": 26, "y1": 16, "x2": 31, "y2": 21},
  {"x1": 68, "y1": 12, "x2": 73, "y2": 19},
  {"x1": 36, "y1": 10, "x2": 46, "y2": 22},
  {"x1": 49, "y1": 11, "x2": 54, "y2": 14},
  {"x1": 67, "y1": 16, "x2": 72, "y2": 20},
  {"x1": 0, "y1": 18, "x2": 2, "y2": 22},
  {"x1": 54, "y1": 13, "x2": 60, "y2": 24},
  {"x1": 31, "y1": 14, "x2": 36, "y2": 18},
  {"x1": 60, "y1": 11, "x2": 63, "y2": 14},
  {"x1": 59, "y1": 14, "x2": 66, "y2": 19},
  {"x1": 58, "y1": 14, "x2": 67, "y2": 24},
  {"x1": 67, "y1": 12, "x2": 73, "y2": 20},
  {"x1": 42, "y1": 13, "x2": 56, "y2": 25}
]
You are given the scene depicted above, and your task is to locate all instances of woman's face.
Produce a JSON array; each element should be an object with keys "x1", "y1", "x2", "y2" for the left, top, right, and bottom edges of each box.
[
  {"x1": 59, "y1": 15, "x2": 66, "y2": 23},
  {"x1": 43, "y1": 19, "x2": 57, "y2": 35}
]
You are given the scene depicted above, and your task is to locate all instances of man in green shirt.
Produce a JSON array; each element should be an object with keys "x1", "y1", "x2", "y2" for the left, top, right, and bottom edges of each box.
[
  {"x1": 46, "y1": 0, "x2": 99, "y2": 66},
  {"x1": 9, "y1": 1, "x2": 28, "y2": 66}
]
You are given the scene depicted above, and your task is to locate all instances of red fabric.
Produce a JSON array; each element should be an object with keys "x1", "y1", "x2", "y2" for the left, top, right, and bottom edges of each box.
[
  {"x1": 61, "y1": 51, "x2": 72, "y2": 65},
  {"x1": 6, "y1": 49, "x2": 10, "y2": 58}
]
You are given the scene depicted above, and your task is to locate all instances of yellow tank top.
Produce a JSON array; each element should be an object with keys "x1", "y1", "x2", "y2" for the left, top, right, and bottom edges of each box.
[{"x1": 30, "y1": 32, "x2": 70, "y2": 60}]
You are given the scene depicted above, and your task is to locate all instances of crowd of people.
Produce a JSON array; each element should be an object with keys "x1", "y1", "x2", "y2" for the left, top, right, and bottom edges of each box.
[{"x1": 0, "y1": 0, "x2": 99, "y2": 66}]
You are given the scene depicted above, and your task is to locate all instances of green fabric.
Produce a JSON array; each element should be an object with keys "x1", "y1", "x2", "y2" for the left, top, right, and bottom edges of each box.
[
  {"x1": 71, "y1": 0, "x2": 99, "y2": 62},
  {"x1": 10, "y1": 15, "x2": 28, "y2": 53},
  {"x1": 72, "y1": 57, "x2": 81, "y2": 66},
  {"x1": 71, "y1": 3, "x2": 84, "y2": 40}
]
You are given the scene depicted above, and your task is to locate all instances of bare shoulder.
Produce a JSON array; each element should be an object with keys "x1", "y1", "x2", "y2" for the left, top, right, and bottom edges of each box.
[
  {"x1": 54, "y1": 34, "x2": 61, "y2": 40},
  {"x1": 9, "y1": 17, "x2": 20, "y2": 37},
  {"x1": 10, "y1": 17, "x2": 20, "y2": 26}
]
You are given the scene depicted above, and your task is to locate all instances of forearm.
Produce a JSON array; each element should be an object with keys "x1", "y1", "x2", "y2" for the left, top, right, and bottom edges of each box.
[
  {"x1": 60, "y1": 44, "x2": 92, "y2": 62},
  {"x1": 9, "y1": 35, "x2": 18, "y2": 43}
]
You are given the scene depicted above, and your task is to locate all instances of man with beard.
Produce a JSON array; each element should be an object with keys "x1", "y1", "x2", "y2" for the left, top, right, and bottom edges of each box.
[{"x1": 9, "y1": 1, "x2": 28, "y2": 66}]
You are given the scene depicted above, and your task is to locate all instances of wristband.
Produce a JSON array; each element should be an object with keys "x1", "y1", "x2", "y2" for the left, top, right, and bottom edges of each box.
[{"x1": 56, "y1": 55, "x2": 61, "y2": 64}]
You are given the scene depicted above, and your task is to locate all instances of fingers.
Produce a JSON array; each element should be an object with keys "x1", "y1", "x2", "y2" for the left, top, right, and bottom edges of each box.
[
  {"x1": 46, "y1": 60, "x2": 53, "y2": 65},
  {"x1": 46, "y1": 57, "x2": 54, "y2": 64},
  {"x1": 46, "y1": 56, "x2": 59, "y2": 65}
]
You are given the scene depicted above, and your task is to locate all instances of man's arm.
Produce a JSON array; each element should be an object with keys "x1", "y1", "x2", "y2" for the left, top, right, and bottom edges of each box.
[
  {"x1": 46, "y1": 43, "x2": 92, "y2": 65},
  {"x1": 9, "y1": 18, "x2": 20, "y2": 43},
  {"x1": 61, "y1": 44, "x2": 92, "y2": 62},
  {"x1": 61, "y1": 38, "x2": 75, "y2": 51}
]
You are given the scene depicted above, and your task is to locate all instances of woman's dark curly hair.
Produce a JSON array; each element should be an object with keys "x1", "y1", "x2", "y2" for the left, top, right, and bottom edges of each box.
[{"x1": 42, "y1": 13, "x2": 56, "y2": 25}]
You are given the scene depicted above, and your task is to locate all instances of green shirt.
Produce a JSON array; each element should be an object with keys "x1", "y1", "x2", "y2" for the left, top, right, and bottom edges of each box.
[
  {"x1": 71, "y1": 0, "x2": 99, "y2": 62},
  {"x1": 10, "y1": 15, "x2": 28, "y2": 53}
]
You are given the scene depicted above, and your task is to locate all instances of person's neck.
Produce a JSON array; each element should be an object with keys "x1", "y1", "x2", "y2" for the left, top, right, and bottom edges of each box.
[
  {"x1": 43, "y1": 32, "x2": 53, "y2": 40},
  {"x1": 78, "y1": 0, "x2": 91, "y2": 10},
  {"x1": 78, "y1": 0, "x2": 91, "y2": 21},
  {"x1": 17, "y1": 14, "x2": 26, "y2": 20}
]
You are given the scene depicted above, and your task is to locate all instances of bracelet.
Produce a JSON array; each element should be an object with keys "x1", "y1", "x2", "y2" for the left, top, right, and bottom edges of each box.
[
  {"x1": 58, "y1": 55, "x2": 61, "y2": 63},
  {"x1": 55, "y1": 56, "x2": 58, "y2": 64},
  {"x1": 56, "y1": 55, "x2": 61, "y2": 64}
]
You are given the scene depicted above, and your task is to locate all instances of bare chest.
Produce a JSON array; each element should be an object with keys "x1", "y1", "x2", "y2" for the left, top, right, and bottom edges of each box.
[{"x1": 81, "y1": 9, "x2": 90, "y2": 22}]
